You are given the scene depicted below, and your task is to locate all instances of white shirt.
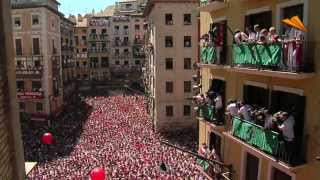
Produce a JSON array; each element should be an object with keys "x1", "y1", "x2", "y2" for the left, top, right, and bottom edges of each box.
[
  {"x1": 248, "y1": 32, "x2": 256, "y2": 41},
  {"x1": 279, "y1": 116, "x2": 295, "y2": 141},
  {"x1": 214, "y1": 95, "x2": 223, "y2": 109},
  {"x1": 234, "y1": 32, "x2": 248, "y2": 43},
  {"x1": 226, "y1": 103, "x2": 238, "y2": 116},
  {"x1": 238, "y1": 105, "x2": 251, "y2": 121}
]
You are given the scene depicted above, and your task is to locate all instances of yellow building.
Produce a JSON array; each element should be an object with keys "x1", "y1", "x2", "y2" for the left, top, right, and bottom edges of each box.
[
  {"x1": 0, "y1": 0, "x2": 25, "y2": 179},
  {"x1": 198, "y1": 0, "x2": 320, "y2": 179},
  {"x1": 12, "y1": 0, "x2": 64, "y2": 121}
]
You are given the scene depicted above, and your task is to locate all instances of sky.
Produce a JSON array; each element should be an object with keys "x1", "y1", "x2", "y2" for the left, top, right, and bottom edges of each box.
[{"x1": 58, "y1": 0, "x2": 117, "y2": 16}]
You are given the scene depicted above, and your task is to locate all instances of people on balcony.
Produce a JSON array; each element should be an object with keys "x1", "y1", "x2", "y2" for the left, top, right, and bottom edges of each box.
[
  {"x1": 234, "y1": 29, "x2": 248, "y2": 44},
  {"x1": 238, "y1": 101, "x2": 252, "y2": 122},
  {"x1": 226, "y1": 100, "x2": 239, "y2": 117},
  {"x1": 213, "y1": 92, "x2": 224, "y2": 125},
  {"x1": 253, "y1": 24, "x2": 261, "y2": 41}
]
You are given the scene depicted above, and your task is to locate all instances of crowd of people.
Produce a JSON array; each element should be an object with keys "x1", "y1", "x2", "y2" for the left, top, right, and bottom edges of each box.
[{"x1": 26, "y1": 92, "x2": 208, "y2": 179}]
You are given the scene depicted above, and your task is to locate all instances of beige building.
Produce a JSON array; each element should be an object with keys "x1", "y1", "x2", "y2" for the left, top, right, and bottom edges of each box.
[
  {"x1": 12, "y1": 0, "x2": 64, "y2": 121},
  {"x1": 74, "y1": 16, "x2": 90, "y2": 81},
  {"x1": 144, "y1": 0, "x2": 199, "y2": 132},
  {"x1": 0, "y1": 0, "x2": 26, "y2": 179},
  {"x1": 87, "y1": 16, "x2": 111, "y2": 81},
  {"x1": 61, "y1": 16, "x2": 77, "y2": 105}
]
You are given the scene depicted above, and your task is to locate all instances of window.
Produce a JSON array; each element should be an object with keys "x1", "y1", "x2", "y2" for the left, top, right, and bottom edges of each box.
[
  {"x1": 124, "y1": 61, "x2": 129, "y2": 65},
  {"x1": 82, "y1": 48, "x2": 87, "y2": 52},
  {"x1": 166, "y1": 105, "x2": 173, "y2": 117},
  {"x1": 166, "y1": 81, "x2": 173, "y2": 93},
  {"x1": 101, "y1": 57, "x2": 109, "y2": 67},
  {"x1": 184, "y1": 14, "x2": 191, "y2": 25},
  {"x1": 135, "y1": 60, "x2": 140, "y2": 65},
  {"x1": 76, "y1": 61, "x2": 79, "y2": 67},
  {"x1": 135, "y1": 24, "x2": 140, "y2": 30},
  {"x1": 183, "y1": 105, "x2": 191, "y2": 116},
  {"x1": 82, "y1": 29, "x2": 87, "y2": 33},
  {"x1": 91, "y1": 29, "x2": 96, "y2": 34},
  {"x1": 32, "y1": 81, "x2": 41, "y2": 91},
  {"x1": 115, "y1": 49, "x2": 120, "y2": 56},
  {"x1": 15, "y1": 39, "x2": 22, "y2": 56},
  {"x1": 32, "y1": 38, "x2": 40, "y2": 55},
  {"x1": 36, "y1": 103, "x2": 43, "y2": 112},
  {"x1": 82, "y1": 61, "x2": 87, "y2": 67},
  {"x1": 102, "y1": 29, "x2": 107, "y2": 34},
  {"x1": 165, "y1": 36, "x2": 173, "y2": 47},
  {"x1": 184, "y1": 81, "x2": 192, "y2": 93},
  {"x1": 115, "y1": 61, "x2": 120, "y2": 65},
  {"x1": 32, "y1": 14, "x2": 40, "y2": 25},
  {"x1": 16, "y1": 81, "x2": 24, "y2": 90},
  {"x1": 184, "y1": 36, "x2": 192, "y2": 47},
  {"x1": 82, "y1": 36, "x2": 86, "y2": 41},
  {"x1": 184, "y1": 58, "x2": 192, "y2": 69},
  {"x1": 165, "y1": 14, "x2": 173, "y2": 25},
  {"x1": 165, "y1": 58, "x2": 173, "y2": 70},
  {"x1": 13, "y1": 16, "x2": 21, "y2": 28},
  {"x1": 19, "y1": 102, "x2": 25, "y2": 110}
]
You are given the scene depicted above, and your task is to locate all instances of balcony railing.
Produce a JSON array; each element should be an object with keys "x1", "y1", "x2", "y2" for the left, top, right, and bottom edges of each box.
[
  {"x1": 88, "y1": 48, "x2": 109, "y2": 53},
  {"x1": 15, "y1": 55, "x2": 43, "y2": 77},
  {"x1": 88, "y1": 33, "x2": 109, "y2": 41},
  {"x1": 231, "y1": 116, "x2": 305, "y2": 166},
  {"x1": 113, "y1": 40, "x2": 130, "y2": 47},
  {"x1": 200, "y1": 42, "x2": 314, "y2": 73},
  {"x1": 199, "y1": 0, "x2": 227, "y2": 12}
]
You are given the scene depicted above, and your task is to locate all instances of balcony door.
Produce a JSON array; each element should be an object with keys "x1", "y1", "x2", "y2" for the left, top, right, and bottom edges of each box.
[
  {"x1": 244, "y1": 152, "x2": 259, "y2": 180},
  {"x1": 272, "y1": 167, "x2": 292, "y2": 180},
  {"x1": 211, "y1": 20, "x2": 227, "y2": 64},
  {"x1": 245, "y1": 10, "x2": 272, "y2": 30},
  {"x1": 243, "y1": 85, "x2": 269, "y2": 109},
  {"x1": 271, "y1": 90, "x2": 306, "y2": 163},
  {"x1": 209, "y1": 132, "x2": 221, "y2": 156}
]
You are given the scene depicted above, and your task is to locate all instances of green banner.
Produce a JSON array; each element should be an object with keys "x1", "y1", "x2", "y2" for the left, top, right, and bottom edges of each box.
[
  {"x1": 232, "y1": 116, "x2": 280, "y2": 155},
  {"x1": 200, "y1": 105, "x2": 215, "y2": 121},
  {"x1": 233, "y1": 43, "x2": 281, "y2": 66},
  {"x1": 200, "y1": 47, "x2": 216, "y2": 64},
  {"x1": 197, "y1": 158, "x2": 210, "y2": 171}
]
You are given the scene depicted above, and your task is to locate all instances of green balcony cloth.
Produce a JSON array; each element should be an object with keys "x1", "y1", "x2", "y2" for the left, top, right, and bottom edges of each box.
[
  {"x1": 233, "y1": 43, "x2": 281, "y2": 66},
  {"x1": 197, "y1": 158, "x2": 210, "y2": 171},
  {"x1": 200, "y1": 105, "x2": 215, "y2": 121},
  {"x1": 200, "y1": 47, "x2": 208, "y2": 63},
  {"x1": 232, "y1": 116, "x2": 280, "y2": 155},
  {"x1": 200, "y1": 47, "x2": 216, "y2": 64}
]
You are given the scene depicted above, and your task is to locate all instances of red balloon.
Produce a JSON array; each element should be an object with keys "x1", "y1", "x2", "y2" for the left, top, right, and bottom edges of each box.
[
  {"x1": 41, "y1": 133, "x2": 53, "y2": 145},
  {"x1": 90, "y1": 167, "x2": 106, "y2": 180}
]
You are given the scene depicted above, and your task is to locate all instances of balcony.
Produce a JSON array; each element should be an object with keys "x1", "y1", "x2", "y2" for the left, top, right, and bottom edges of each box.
[
  {"x1": 199, "y1": 0, "x2": 227, "y2": 12},
  {"x1": 200, "y1": 42, "x2": 315, "y2": 79},
  {"x1": 17, "y1": 91, "x2": 44, "y2": 100},
  {"x1": 113, "y1": 16, "x2": 130, "y2": 23},
  {"x1": 113, "y1": 40, "x2": 130, "y2": 47},
  {"x1": 88, "y1": 33, "x2": 109, "y2": 42},
  {"x1": 15, "y1": 56, "x2": 43, "y2": 78},
  {"x1": 231, "y1": 116, "x2": 305, "y2": 166},
  {"x1": 76, "y1": 53, "x2": 88, "y2": 58},
  {"x1": 88, "y1": 48, "x2": 109, "y2": 53}
]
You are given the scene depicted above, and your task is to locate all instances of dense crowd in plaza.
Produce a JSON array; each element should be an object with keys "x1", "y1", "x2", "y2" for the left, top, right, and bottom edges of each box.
[{"x1": 25, "y1": 93, "x2": 208, "y2": 179}]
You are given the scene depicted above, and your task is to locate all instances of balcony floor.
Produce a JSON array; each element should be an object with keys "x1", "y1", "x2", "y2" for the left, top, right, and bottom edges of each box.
[{"x1": 223, "y1": 132, "x2": 308, "y2": 171}]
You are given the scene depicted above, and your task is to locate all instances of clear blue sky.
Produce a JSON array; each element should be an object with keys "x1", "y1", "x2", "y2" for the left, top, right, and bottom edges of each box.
[{"x1": 58, "y1": 0, "x2": 117, "y2": 16}]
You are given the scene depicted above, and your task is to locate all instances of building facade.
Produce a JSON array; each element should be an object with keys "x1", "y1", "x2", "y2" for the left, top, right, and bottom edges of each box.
[
  {"x1": 197, "y1": 0, "x2": 320, "y2": 179},
  {"x1": 144, "y1": 0, "x2": 199, "y2": 132},
  {"x1": 0, "y1": 0, "x2": 25, "y2": 179},
  {"x1": 61, "y1": 16, "x2": 77, "y2": 105},
  {"x1": 12, "y1": 0, "x2": 64, "y2": 121},
  {"x1": 74, "y1": 16, "x2": 90, "y2": 82}
]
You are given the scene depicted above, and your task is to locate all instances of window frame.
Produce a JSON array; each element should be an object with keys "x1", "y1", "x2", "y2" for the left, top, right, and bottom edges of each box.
[
  {"x1": 184, "y1": 58, "x2": 192, "y2": 70},
  {"x1": 165, "y1": 58, "x2": 173, "y2": 70},
  {"x1": 31, "y1": 13, "x2": 40, "y2": 27},
  {"x1": 184, "y1": 14, "x2": 192, "y2": 25},
  {"x1": 166, "y1": 105, "x2": 174, "y2": 117},
  {"x1": 184, "y1": 81, "x2": 192, "y2": 93},
  {"x1": 165, "y1": 81, "x2": 174, "y2": 93},
  {"x1": 184, "y1": 36, "x2": 192, "y2": 47},
  {"x1": 183, "y1": 105, "x2": 191, "y2": 116},
  {"x1": 13, "y1": 15, "x2": 22, "y2": 29},
  {"x1": 165, "y1": 36, "x2": 173, "y2": 48},
  {"x1": 165, "y1": 13, "x2": 173, "y2": 25}
]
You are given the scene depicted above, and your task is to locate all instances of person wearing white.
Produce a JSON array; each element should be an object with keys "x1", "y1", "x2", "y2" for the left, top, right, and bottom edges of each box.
[
  {"x1": 234, "y1": 29, "x2": 248, "y2": 44},
  {"x1": 238, "y1": 104, "x2": 252, "y2": 121},
  {"x1": 278, "y1": 115, "x2": 295, "y2": 141},
  {"x1": 226, "y1": 102, "x2": 238, "y2": 116},
  {"x1": 214, "y1": 95, "x2": 223, "y2": 109}
]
